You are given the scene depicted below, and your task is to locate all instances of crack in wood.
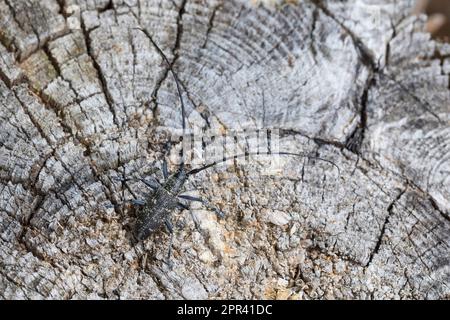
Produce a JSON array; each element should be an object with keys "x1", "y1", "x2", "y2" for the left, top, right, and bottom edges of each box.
[
  {"x1": 80, "y1": 23, "x2": 120, "y2": 127},
  {"x1": 366, "y1": 187, "x2": 408, "y2": 267}
]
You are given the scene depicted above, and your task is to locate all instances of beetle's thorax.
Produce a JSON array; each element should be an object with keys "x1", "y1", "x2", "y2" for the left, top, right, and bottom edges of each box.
[{"x1": 163, "y1": 167, "x2": 188, "y2": 195}]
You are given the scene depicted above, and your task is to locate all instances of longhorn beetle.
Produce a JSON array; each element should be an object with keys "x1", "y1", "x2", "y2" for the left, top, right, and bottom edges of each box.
[{"x1": 115, "y1": 28, "x2": 340, "y2": 256}]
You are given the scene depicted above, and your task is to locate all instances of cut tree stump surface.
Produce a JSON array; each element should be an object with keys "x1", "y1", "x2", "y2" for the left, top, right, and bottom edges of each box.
[{"x1": 0, "y1": 0, "x2": 449, "y2": 299}]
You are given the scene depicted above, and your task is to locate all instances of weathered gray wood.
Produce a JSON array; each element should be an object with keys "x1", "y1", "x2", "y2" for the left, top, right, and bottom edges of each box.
[{"x1": 0, "y1": 0, "x2": 449, "y2": 299}]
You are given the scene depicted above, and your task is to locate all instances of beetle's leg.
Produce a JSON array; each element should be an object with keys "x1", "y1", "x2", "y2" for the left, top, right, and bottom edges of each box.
[
  {"x1": 128, "y1": 199, "x2": 146, "y2": 206},
  {"x1": 177, "y1": 201, "x2": 189, "y2": 210},
  {"x1": 178, "y1": 194, "x2": 225, "y2": 219},
  {"x1": 104, "y1": 199, "x2": 145, "y2": 209},
  {"x1": 105, "y1": 203, "x2": 120, "y2": 209},
  {"x1": 164, "y1": 219, "x2": 174, "y2": 268},
  {"x1": 162, "y1": 158, "x2": 169, "y2": 180},
  {"x1": 113, "y1": 176, "x2": 160, "y2": 190},
  {"x1": 165, "y1": 219, "x2": 174, "y2": 233},
  {"x1": 112, "y1": 176, "x2": 134, "y2": 182},
  {"x1": 140, "y1": 177, "x2": 160, "y2": 190}
]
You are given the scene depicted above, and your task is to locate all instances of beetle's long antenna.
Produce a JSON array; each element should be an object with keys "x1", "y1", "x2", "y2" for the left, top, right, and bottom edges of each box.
[
  {"x1": 134, "y1": 27, "x2": 187, "y2": 168},
  {"x1": 187, "y1": 151, "x2": 341, "y2": 176}
]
